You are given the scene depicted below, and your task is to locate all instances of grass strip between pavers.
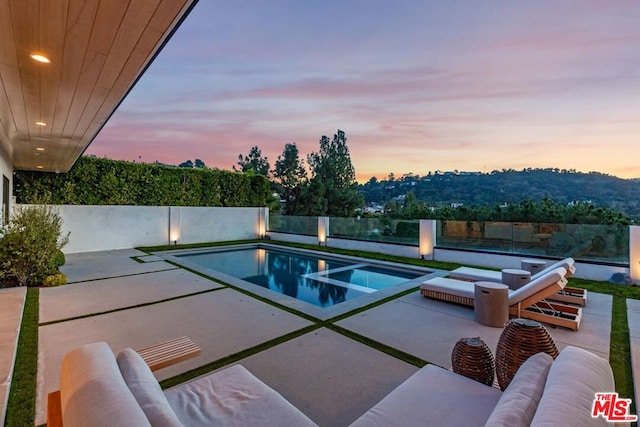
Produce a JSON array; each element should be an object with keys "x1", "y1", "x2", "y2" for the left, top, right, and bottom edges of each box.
[
  {"x1": 65, "y1": 266, "x2": 180, "y2": 285},
  {"x1": 327, "y1": 324, "x2": 428, "y2": 368},
  {"x1": 38, "y1": 288, "x2": 224, "y2": 326},
  {"x1": 610, "y1": 295, "x2": 636, "y2": 415},
  {"x1": 159, "y1": 324, "x2": 321, "y2": 389},
  {"x1": 5, "y1": 288, "x2": 38, "y2": 427}
]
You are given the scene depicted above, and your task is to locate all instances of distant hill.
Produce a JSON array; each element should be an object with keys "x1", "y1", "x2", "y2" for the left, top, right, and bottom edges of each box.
[{"x1": 359, "y1": 169, "x2": 640, "y2": 219}]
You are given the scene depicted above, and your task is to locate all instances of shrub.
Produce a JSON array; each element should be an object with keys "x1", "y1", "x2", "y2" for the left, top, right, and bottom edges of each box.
[
  {"x1": 0, "y1": 205, "x2": 70, "y2": 287},
  {"x1": 53, "y1": 249, "x2": 66, "y2": 267},
  {"x1": 42, "y1": 273, "x2": 67, "y2": 287}
]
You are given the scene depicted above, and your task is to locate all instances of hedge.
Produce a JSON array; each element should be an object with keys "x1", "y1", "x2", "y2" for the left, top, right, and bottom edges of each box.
[{"x1": 13, "y1": 157, "x2": 271, "y2": 207}]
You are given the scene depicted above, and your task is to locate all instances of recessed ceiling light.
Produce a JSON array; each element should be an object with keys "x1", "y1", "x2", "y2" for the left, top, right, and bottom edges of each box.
[
  {"x1": 35, "y1": 121, "x2": 47, "y2": 126},
  {"x1": 36, "y1": 147, "x2": 45, "y2": 151},
  {"x1": 36, "y1": 165, "x2": 44, "y2": 169},
  {"x1": 30, "y1": 54, "x2": 51, "y2": 63}
]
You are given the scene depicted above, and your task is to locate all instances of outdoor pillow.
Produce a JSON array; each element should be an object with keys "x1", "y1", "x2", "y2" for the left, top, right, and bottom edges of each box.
[
  {"x1": 531, "y1": 346, "x2": 614, "y2": 426},
  {"x1": 60, "y1": 342, "x2": 151, "y2": 427},
  {"x1": 484, "y1": 352, "x2": 553, "y2": 427},
  {"x1": 117, "y1": 348, "x2": 184, "y2": 427}
]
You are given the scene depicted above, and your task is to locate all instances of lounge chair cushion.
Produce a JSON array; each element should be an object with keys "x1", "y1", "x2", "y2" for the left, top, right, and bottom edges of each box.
[
  {"x1": 531, "y1": 346, "x2": 614, "y2": 426},
  {"x1": 117, "y1": 348, "x2": 183, "y2": 427},
  {"x1": 164, "y1": 364, "x2": 318, "y2": 426},
  {"x1": 483, "y1": 352, "x2": 553, "y2": 427},
  {"x1": 350, "y1": 364, "x2": 502, "y2": 427},
  {"x1": 420, "y1": 277, "x2": 475, "y2": 300},
  {"x1": 531, "y1": 258, "x2": 575, "y2": 280},
  {"x1": 59, "y1": 342, "x2": 151, "y2": 427},
  {"x1": 507, "y1": 267, "x2": 566, "y2": 306}
]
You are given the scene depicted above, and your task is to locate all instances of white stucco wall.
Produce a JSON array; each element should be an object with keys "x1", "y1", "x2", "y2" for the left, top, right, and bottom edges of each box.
[
  {"x1": 174, "y1": 206, "x2": 262, "y2": 243},
  {"x1": 326, "y1": 238, "x2": 420, "y2": 258},
  {"x1": 0, "y1": 145, "x2": 12, "y2": 224},
  {"x1": 16, "y1": 204, "x2": 262, "y2": 254}
]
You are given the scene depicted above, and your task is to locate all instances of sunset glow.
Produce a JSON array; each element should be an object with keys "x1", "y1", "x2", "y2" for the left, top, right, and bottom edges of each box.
[{"x1": 87, "y1": 1, "x2": 640, "y2": 181}]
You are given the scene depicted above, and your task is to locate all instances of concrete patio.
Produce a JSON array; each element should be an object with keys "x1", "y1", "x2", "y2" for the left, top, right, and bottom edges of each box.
[{"x1": 0, "y1": 249, "x2": 631, "y2": 426}]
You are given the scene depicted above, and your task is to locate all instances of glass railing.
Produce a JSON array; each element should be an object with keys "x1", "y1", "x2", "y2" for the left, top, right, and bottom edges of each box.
[
  {"x1": 328, "y1": 217, "x2": 420, "y2": 245},
  {"x1": 268, "y1": 215, "x2": 318, "y2": 236},
  {"x1": 435, "y1": 220, "x2": 629, "y2": 264},
  {"x1": 267, "y1": 215, "x2": 630, "y2": 264}
]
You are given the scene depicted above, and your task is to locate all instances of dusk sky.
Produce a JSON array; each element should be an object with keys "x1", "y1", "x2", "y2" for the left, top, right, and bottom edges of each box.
[{"x1": 87, "y1": 1, "x2": 640, "y2": 182}]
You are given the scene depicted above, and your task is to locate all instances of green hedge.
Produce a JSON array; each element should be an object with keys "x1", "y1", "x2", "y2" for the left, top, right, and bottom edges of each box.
[{"x1": 14, "y1": 157, "x2": 271, "y2": 207}]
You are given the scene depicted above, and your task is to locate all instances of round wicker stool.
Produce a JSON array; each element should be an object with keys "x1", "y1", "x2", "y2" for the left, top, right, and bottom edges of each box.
[
  {"x1": 495, "y1": 318, "x2": 558, "y2": 390},
  {"x1": 451, "y1": 337, "x2": 495, "y2": 386}
]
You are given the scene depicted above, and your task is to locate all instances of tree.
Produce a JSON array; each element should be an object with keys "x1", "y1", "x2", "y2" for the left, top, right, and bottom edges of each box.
[
  {"x1": 303, "y1": 129, "x2": 362, "y2": 216},
  {"x1": 178, "y1": 160, "x2": 194, "y2": 168},
  {"x1": 194, "y1": 158, "x2": 206, "y2": 168},
  {"x1": 234, "y1": 146, "x2": 270, "y2": 176},
  {"x1": 272, "y1": 143, "x2": 307, "y2": 215}
]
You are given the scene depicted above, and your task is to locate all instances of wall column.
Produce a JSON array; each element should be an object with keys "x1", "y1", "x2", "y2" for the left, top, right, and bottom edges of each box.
[
  {"x1": 318, "y1": 216, "x2": 329, "y2": 245},
  {"x1": 419, "y1": 219, "x2": 437, "y2": 260},
  {"x1": 169, "y1": 206, "x2": 182, "y2": 245},
  {"x1": 631, "y1": 226, "x2": 640, "y2": 284}
]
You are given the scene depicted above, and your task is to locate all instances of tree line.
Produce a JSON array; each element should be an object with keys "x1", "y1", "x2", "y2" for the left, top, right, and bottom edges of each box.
[
  {"x1": 233, "y1": 129, "x2": 363, "y2": 217},
  {"x1": 385, "y1": 193, "x2": 632, "y2": 225}
]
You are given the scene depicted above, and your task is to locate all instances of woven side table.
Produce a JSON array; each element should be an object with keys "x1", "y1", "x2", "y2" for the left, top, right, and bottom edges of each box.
[
  {"x1": 495, "y1": 318, "x2": 558, "y2": 390},
  {"x1": 451, "y1": 337, "x2": 495, "y2": 386}
]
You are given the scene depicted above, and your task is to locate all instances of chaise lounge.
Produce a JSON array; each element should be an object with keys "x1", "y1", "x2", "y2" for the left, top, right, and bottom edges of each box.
[
  {"x1": 448, "y1": 257, "x2": 587, "y2": 306},
  {"x1": 421, "y1": 267, "x2": 583, "y2": 330}
]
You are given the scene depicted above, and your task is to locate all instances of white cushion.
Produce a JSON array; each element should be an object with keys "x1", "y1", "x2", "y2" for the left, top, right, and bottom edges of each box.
[
  {"x1": 420, "y1": 277, "x2": 475, "y2": 299},
  {"x1": 117, "y1": 348, "x2": 183, "y2": 427},
  {"x1": 531, "y1": 346, "x2": 614, "y2": 426},
  {"x1": 165, "y1": 364, "x2": 317, "y2": 426},
  {"x1": 507, "y1": 267, "x2": 566, "y2": 305},
  {"x1": 484, "y1": 352, "x2": 553, "y2": 427},
  {"x1": 59, "y1": 342, "x2": 151, "y2": 427},
  {"x1": 350, "y1": 364, "x2": 502, "y2": 427}
]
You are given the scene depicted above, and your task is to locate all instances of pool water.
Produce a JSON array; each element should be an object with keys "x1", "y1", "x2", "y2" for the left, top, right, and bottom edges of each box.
[{"x1": 177, "y1": 247, "x2": 425, "y2": 308}]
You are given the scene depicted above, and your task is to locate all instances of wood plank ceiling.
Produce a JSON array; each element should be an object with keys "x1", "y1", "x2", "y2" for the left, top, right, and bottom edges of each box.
[{"x1": 0, "y1": 0, "x2": 197, "y2": 172}]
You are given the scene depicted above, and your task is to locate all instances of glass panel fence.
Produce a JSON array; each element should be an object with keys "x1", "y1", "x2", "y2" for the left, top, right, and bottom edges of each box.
[
  {"x1": 268, "y1": 215, "x2": 318, "y2": 236},
  {"x1": 436, "y1": 220, "x2": 629, "y2": 264},
  {"x1": 329, "y1": 217, "x2": 420, "y2": 245}
]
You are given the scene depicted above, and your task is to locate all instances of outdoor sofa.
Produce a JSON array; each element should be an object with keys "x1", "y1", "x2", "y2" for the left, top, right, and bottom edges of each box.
[
  {"x1": 421, "y1": 267, "x2": 583, "y2": 330},
  {"x1": 48, "y1": 342, "x2": 620, "y2": 426},
  {"x1": 47, "y1": 342, "x2": 317, "y2": 426},
  {"x1": 350, "y1": 345, "x2": 621, "y2": 426}
]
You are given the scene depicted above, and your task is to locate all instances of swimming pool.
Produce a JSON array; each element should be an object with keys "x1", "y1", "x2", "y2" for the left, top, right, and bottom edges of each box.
[{"x1": 166, "y1": 245, "x2": 434, "y2": 312}]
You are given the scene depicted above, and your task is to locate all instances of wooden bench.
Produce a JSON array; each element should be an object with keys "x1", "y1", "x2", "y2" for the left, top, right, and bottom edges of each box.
[
  {"x1": 137, "y1": 336, "x2": 201, "y2": 371},
  {"x1": 47, "y1": 337, "x2": 201, "y2": 426}
]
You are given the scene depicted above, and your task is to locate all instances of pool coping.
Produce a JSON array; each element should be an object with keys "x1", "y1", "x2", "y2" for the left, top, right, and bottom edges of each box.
[{"x1": 154, "y1": 243, "x2": 446, "y2": 321}]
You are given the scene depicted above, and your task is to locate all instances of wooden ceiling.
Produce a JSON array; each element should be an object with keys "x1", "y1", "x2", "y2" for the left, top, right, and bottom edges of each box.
[{"x1": 0, "y1": 0, "x2": 197, "y2": 172}]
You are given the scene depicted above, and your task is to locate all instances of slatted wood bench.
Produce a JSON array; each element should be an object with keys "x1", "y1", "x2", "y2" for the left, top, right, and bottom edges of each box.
[
  {"x1": 47, "y1": 337, "x2": 201, "y2": 426},
  {"x1": 137, "y1": 336, "x2": 201, "y2": 372}
]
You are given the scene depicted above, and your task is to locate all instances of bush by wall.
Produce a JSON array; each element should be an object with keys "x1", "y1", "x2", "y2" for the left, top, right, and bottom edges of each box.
[
  {"x1": 0, "y1": 205, "x2": 70, "y2": 287},
  {"x1": 13, "y1": 156, "x2": 271, "y2": 207}
]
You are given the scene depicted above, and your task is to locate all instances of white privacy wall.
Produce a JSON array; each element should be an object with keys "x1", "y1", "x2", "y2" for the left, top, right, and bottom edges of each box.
[{"x1": 16, "y1": 205, "x2": 263, "y2": 254}]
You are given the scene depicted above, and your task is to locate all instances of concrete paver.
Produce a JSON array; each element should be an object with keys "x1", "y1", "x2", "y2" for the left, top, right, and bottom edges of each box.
[
  {"x1": 40, "y1": 268, "x2": 223, "y2": 323},
  {"x1": 36, "y1": 289, "x2": 313, "y2": 425},
  {"x1": 61, "y1": 249, "x2": 176, "y2": 283},
  {"x1": 337, "y1": 291, "x2": 612, "y2": 368},
  {"x1": 234, "y1": 327, "x2": 419, "y2": 426},
  {"x1": 0, "y1": 287, "x2": 26, "y2": 427}
]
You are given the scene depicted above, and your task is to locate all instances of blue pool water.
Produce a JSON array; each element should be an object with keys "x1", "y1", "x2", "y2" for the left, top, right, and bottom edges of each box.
[{"x1": 176, "y1": 247, "x2": 425, "y2": 308}]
